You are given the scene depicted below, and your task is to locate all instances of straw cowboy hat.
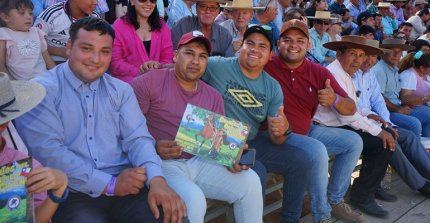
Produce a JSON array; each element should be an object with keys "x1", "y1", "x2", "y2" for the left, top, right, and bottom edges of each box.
[
  {"x1": 323, "y1": 35, "x2": 385, "y2": 55},
  {"x1": 0, "y1": 72, "x2": 46, "y2": 124},
  {"x1": 222, "y1": 0, "x2": 265, "y2": 9},
  {"x1": 307, "y1": 11, "x2": 337, "y2": 20},
  {"x1": 415, "y1": 0, "x2": 428, "y2": 5},
  {"x1": 377, "y1": 2, "x2": 392, "y2": 8},
  {"x1": 380, "y1": 38, "x2": 416, "y2": 51},
  {"x1": 366, "y1": 39, "x2": 392, "y2": 54}
]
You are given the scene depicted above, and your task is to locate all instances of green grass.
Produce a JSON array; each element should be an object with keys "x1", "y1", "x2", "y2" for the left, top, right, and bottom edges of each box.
[{"x1": 0, "y1": 198, "x2": 28, "y2": 223}]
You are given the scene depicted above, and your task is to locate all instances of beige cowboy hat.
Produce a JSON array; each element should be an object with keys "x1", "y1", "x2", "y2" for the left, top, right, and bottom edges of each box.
[
  {"x1": 222, "y1": 0, "x2": 265, "y2": 9},
  {"x1": 415, "y1": 0, "x2": 428, "y2": 5},
  {"x1": 380, "y1": 38, "x2": 416, "y2": 51},
  {"x1": 307, "y1": 11, "x2": 337, "y2": 20},
  {"x1": 366, "y1": 39, "x2": 392, "y2": 54},
  {"x1": 323, "y1": 35, "x2": 385, "y2": 55},
  {"x1": 0, "y1": 72, "x2": 46, "y2": 125},
  {"x1": 377, "y1": 2, "x2": 392, "y2": 8}
]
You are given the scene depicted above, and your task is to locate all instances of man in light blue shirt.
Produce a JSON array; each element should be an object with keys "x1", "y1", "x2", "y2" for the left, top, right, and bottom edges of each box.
[
  {"x1": 346, "y1": 0, "x2": 366, "y2": 22},
  {"x1": 308, "y1": 11, "x2": 336, "y2": 66},
  {"x1": 377, "y1": 2, "x2": 398, "y2": 37},
  {"x1": 354, "y1": 49, "x2": 430, "y2": 198},
  {"x1": 16, "y1": 17, "x2": 186, "y2": 223}
]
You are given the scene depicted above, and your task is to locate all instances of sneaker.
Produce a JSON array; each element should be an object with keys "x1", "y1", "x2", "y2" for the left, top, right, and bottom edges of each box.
[
  {"x1": 331, "y1": 202, "x2": 365, "y2": 223},
  {"x1": 350, "y1": 199, "x2": 389, "y2": 218},
  {"x1": 418, "y1": 182, "x2": 430, "y2": 197}
]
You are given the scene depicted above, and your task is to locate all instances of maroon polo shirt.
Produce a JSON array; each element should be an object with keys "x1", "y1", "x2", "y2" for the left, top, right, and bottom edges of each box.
[{"x1": 264, "y1": 56, "x2": 348, "y2": 135}]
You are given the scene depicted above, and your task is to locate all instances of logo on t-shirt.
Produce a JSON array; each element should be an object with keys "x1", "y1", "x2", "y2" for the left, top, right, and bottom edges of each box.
[
  {"x1": 228, "y1": 89, "x2": 263, "y2": 108},
  {"x1": 224, "y1": 80, "x2": 266, "y2": 120}
]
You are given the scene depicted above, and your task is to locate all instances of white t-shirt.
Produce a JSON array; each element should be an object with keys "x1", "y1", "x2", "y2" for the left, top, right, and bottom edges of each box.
[
  {"x1": 399, "y1": 68, "x2": 418, "y2": 90},
  {"x1": 33, "y1": 2, "x2": 98, "y2": 62}
]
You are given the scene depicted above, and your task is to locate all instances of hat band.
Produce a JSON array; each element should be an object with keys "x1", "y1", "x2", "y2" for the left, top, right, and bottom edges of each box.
[{"x1": 0, "y1": 98, "x2": 19, "y2": 118}]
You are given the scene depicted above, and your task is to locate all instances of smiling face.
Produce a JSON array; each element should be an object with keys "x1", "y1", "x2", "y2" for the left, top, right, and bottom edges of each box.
[
  {"x1": 337, "y1": 48, "x2": 367, "y2": 75},
  {"x1": 239, "y1": 32, "x2": 272, "y2": 74},
  {"x1": 0, "y1": 6, "x2": 33, "y2": 32},
  {"x1": 174, "y1": 41, "x2": 209, "y2": 83},
  {"x1": 131, "y1": 0, "x2": 156, "y2": 19},
  {"x1": 278, "y1": 29, "x2": 310, "y2": 68},
  {"x1": 67, "y1": 29, "x2": 113, "y2": 83}
]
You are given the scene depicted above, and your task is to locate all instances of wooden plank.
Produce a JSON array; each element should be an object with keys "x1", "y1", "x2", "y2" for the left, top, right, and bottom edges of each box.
[{"x1": 395, "y1": 199, "x2": 430, "y2": 223}]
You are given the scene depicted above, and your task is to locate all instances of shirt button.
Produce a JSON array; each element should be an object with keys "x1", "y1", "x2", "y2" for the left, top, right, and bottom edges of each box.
[
  {"x1": 89, "y1": 191, "x2": 93, "y2": 194},
  {"x1": 94, "y1": 158, "x2": 97, "y2": 162},
  {"x1": 89, "y1": 115, "x2": 92, "y2": 118},
  {"x1": 292, "y1": 78, "x2": 295, "y2": 81},
  {"x1": 86, "y1": 95, "x2": 89, "y2": 98},
  {"x1": 89, "y1": 137, "x2": 93, "y2": 140}
]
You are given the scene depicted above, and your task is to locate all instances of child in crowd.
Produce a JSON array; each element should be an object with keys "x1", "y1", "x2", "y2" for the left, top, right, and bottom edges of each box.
[
  {"x1": 0, "y1": 72, "x2": 68, "y2": 223},
  {"x1": 0, "y1": 0, "x2": 55, "y2": 80}
]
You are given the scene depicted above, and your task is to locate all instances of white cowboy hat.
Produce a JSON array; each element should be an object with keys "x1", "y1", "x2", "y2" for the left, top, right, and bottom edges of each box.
[
  {"x1": 377, "y1": 2, "x2": 392, "y2": 8},
  {"x1": 0, "y1": 72, "x2": 46, "y2": 124},
  {"x1": 222, "y1": 0, "x2": 265, "y2": 9}
]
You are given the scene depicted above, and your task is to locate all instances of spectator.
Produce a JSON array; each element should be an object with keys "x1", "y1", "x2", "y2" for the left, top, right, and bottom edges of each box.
[
  {"x1": 308, "y1": 11, "x2": 337, "y2": 66},
  {"x1": 329, "y1": 0, "x2": 346, "y2": 14},
  {"x1": 366, "y1": 0, "x2": 382, "y2": 14},
  {"x1": 346, "y1": 0, "x2": 366, "y2": 22},
  {"x1": 131, "y1": 31, "x2": 264, "y2": 223},
  {"x1": 265, "y1": 19, "x2": 364, "y2": 223},
  {"x1": 351, "y1": 11, "x2": 375, "y2": 35},
  {"x1": 0, "y1": 72, "x2": 68, "y2": 223},
  {"x1": 389, "y1": 0, "x2": 407, "y2": 25},
  {"x1": 110, "y1": 0, "x2": 174, "y2": 83},
  {"x1": 305, "y1": 0, "x2": 328, "y2": 16},
  {"x1": 214, "y1": 3, "x2": 232, "y2": 24},
  {"x1": 412, "y1": 0, "x2": 428, "y2": 15},
  {"x1": 0, "y1": 0, "x2": 55, "y2": 80},
  {"x1": 250, "y1": 0, "x2": 280, "y2": 51},
  {"x1": 377, "y1": 2, "x2": 398, "y2": 37},
  {"x1": 318, "y1": 35, "x2": 393, "y2": 218},
  {"x1": 33, "y1": 0, "x2": 99, "y2": 64},
  {"x1": 406, "y1": 8, "x2": 430, "y2": 40},
  {"x1": 16, "y1": 17, "x2": 186, "y2": 223},
  {"x1": 328, "y1": 16, "x2": 342, "y2": 41},
  {"x1": 412, "y1": 39, "x2": 430, "y2": 52},
  {"x1": 171, "y1": 0, "x2": 235, "y2": 57},
  {"x1": 358, "y1": 25, "x2": 376, "y2": 39},
  {"x1": 220, "y1": 0, "x2": 261, "y2": 56},
  {"x1": 374, "y1": 13, "x2": 385, "y2": 42},
  {"x1": 339, "y1": 8, "x2": 358, "y2": 35},
  {"x1": 167, "y1": 0, "x2": 197, "y2": 28}
]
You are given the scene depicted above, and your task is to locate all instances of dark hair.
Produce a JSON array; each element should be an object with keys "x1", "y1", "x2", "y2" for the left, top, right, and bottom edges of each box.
[
  {"x1": 398, "y1": 51, "x2": 430, "y2": 73},
  {"x1": 413, "y1": 39, "x2": 430, "y2": 52},
  {"x1": 418, "y1": 8, "x2": 430, "y2": 16},
  {"x1": 283, "y1": 7, "x2": 306, "y2": 22},
  {"x1": 69, "y1": 17, "x2": 115, "y2": 44},
  {"x1": 123, "y1": 1, "x2": 162, "y2": 31},
  {"x1": 358, "y1": 25, "x2": 375, "y2": 36},
  {"x1": 374, "y1": 13, "x2": 382, "y2": 17},
  {"x1": 0, "y1": 0, "x2": 33, "y2": 26},
  {"x1": 399, "y1": 22, "x2": 413, "y2": 29}
]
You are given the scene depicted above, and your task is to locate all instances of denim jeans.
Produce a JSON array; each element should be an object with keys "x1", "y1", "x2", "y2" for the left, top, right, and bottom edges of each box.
[
  {"x1": 161, "y1": 156, "x2": 263, "y2": 223},
  {"x1": 248, "y1": 131, "x2": 313, "y2": 222},
  {"x1": 391, "y1": 127, "x2": 430, "y2": 190},
  {"x1": 390, "y1": 105, "x2": 430, "y2": 137}
]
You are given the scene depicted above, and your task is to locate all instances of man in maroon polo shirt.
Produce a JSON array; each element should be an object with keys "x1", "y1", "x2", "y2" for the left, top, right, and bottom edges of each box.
[{"x1": 264, "y1": 19, "x2": 365, "y2": 223}]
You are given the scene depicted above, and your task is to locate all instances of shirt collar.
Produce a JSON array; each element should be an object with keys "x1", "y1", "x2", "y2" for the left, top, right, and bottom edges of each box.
[
  {"x1": 274, "y1": 55, "x2": 307, "y2": 73},
  {"x1": 63, "y1": 61, "x2": 101, "y2": 92},
  {"x1": 331, "y1": 59, "x2": 354, "y2": 80}
]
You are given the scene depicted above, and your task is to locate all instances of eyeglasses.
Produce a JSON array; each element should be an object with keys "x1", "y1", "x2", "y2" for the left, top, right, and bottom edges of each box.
[
  {"x1": 197, "y1": 4, "x2": 220, "y2": 12},
  {"x1": 247, "y1": 24, "x2": 272, "y2": 31},
  {"x1": 315, "y1": 20, "x2": 330, "y2": 25},
  {"x1": 136, "y1": 0, "x2": 156, "y2": 3}
]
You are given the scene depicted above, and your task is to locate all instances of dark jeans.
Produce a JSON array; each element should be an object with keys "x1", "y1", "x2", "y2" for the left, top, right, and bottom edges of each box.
[
  {"x1": 341, "y1": 127, "x2": 393, "y2": 203},
  {"x1": 53, "y1": 188, "x2": 164, "y2": 223}
]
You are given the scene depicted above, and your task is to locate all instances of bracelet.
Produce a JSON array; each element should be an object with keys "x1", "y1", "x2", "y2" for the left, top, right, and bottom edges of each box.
[
  {"x1": 283, "y1": 125, "x2": 293, "y2": 136},
  {"x1": 106, "y1": 176, "x2": 117, "y2": 196},
  {"x1": 48, "y1": 188, "x2": 69, "y2": 203},
  {"x1": 331, "y1": 94, "x2": 340, "y2": 107}
]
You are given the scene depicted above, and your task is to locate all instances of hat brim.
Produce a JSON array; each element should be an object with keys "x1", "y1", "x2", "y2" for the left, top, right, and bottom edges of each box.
[
  {"x1": 380, "y1": 44, "x2": 415, "y2": 51},
  {"x1": 0, "y1": 81, "x2": 46, "y2": 124},
  {"x1": 223, "y1": 5, "x2": 265, "y2": 9},
  {"x1": 323, "y1": 41, "x2": 385, "y2": 55}
]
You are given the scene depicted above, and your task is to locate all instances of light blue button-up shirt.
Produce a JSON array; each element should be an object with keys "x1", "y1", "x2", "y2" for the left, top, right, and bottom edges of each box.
[
  {"x1": 353, "y1": 69, "x2": 392, "y2": 123},
  {"x1": 381, "y1": 16, "x2": 398, "y2": 37},
  {"x1": 16, "y1": 62, "x2": 163, "y2": 197},
  {"x1": 309, "y1": 27, "x2": 336, "y2": 66},
  {"x1": 372, "y1": 59, "x2": 402, "y2": 105}
]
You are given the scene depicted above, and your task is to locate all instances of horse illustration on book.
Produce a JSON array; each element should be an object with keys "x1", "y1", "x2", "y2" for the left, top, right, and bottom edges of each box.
[
  {"x1": 195, "y1": 114, "x2": 215, "y2": 149},
  {"x1": 208, "y1": 129, "x2": 227, "y2": 159}
]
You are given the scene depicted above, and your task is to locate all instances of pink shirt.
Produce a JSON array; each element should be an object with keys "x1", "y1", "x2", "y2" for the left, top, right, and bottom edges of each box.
[
  {"x1": 0, "y1": 144, "x2": 46, "y2": 208},
  {"x1": 110, "y1": 18, "x2": 174, "y2": 83},
  {"x1": 130, "y1": 68, "x2": 225, "y2": 140}
]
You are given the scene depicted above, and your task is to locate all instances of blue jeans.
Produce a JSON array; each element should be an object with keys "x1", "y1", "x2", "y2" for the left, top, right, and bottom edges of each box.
[
  {"x1": 248, "y1": 132, "x2": 313, "y2": 222},
  {"x1": 249, "y1": 127, "x2": 362, "y2": 222},
  {"x1": 390, "y1": 105, "x2": 430, "y2": 137},
  {"x1": 161, "y1": 157, "x2": 263, "y2": 223}
]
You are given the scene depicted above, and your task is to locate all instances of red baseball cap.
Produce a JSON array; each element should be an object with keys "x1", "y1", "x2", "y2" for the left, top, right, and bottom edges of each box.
[
  {"x1": 280, "y1": 19, "x2": 309, "y2": 39},
  {"x1": 177, "y1": 31, "x2": 212, "y2": 53}
]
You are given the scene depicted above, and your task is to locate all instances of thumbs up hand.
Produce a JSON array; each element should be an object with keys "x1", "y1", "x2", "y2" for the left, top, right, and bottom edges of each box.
[
  {"x1": 318, "y1": 79, "x2": 337, "y2": 107},
  {"x1": 267, "y1": 106, "x2": 289, "y2": 137}
]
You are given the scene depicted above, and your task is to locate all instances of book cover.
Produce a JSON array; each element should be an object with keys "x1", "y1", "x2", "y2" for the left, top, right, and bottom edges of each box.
[
  {"x1": 175, "y1": 104, "x2": 251, "y2": 167},
  {"x1": 0, "y1": 157, "x2": 34, "y2": 223}
]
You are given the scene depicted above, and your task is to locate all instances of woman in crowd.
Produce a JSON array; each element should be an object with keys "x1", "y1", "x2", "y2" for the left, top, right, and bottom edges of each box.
[
  {"x1": 398, "y1": 51, "x2": 430, "y2": 107},
  {"x1": 110, "y1": 0, "x2": 174, "y2": 83}
]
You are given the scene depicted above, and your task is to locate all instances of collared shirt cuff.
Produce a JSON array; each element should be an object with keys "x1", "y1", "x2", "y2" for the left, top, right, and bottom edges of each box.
[
  {"x1": 86, "y1": 171, "x2": 112, "y2": 197},
  {"x1": 145, "y1": 163, "x2": 164, "y2": 188}
]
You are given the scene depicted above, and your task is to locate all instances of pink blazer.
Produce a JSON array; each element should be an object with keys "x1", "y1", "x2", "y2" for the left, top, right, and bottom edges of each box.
[{"x1": 110, "y1": 17, "x2": 174, "y2": 83}]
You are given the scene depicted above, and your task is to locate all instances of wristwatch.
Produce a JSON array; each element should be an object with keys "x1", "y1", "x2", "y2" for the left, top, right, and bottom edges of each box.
[{"x1": 48, "y1": 188, "x2": 69, "y2": 203}]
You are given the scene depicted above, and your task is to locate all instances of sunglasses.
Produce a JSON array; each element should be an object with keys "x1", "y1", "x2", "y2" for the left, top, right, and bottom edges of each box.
[
  {"x1": 136, "y1": 0, "x2": 156, "y2": 3},
  {"x1": 315, "y1": 20, "x2": 330, "y2": 25},
  {"x1": 248, "y1": 24, "x2": 272, "y2": 31},
  {"x1": 197, "y1": 4, "x2": 220, "y2": 12}
]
